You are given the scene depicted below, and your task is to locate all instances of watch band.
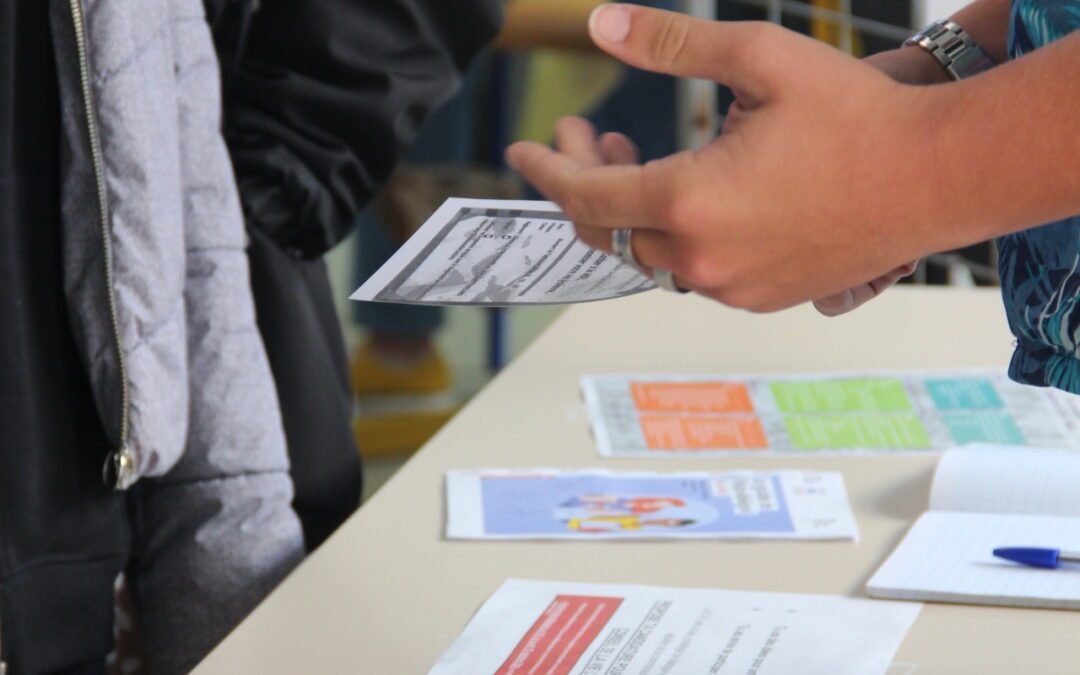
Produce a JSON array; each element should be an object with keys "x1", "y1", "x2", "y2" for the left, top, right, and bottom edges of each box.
[{"x1": 905, "y1": 19, "x2": 995, "y2": 80}]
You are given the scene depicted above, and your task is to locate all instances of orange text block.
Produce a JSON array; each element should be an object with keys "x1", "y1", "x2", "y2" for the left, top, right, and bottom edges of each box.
[
  {"x1": 639, "y1": 415, "x2": 768, "y2": 450},
  {"x1": 630, "y1": 381, "x2": 754, "y2": 414}
]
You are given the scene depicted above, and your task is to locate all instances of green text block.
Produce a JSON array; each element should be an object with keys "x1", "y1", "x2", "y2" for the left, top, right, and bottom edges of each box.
[
  {"x1": 784, "y1": 414, "x2": 932, "y2": 450},
  {"x1": 771, "y1": 379, "x2": 912, "y2": 414}
]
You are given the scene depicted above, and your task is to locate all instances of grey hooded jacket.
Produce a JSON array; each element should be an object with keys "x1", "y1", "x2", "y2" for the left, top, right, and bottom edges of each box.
[{"x1": 46, "y1": 0, "x2": 303, "y2": 670}]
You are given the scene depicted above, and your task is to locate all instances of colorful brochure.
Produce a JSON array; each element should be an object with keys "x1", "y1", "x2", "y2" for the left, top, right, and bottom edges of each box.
[{"x1": 582, "y1": 369, "x2": 1080, "y2": 456}]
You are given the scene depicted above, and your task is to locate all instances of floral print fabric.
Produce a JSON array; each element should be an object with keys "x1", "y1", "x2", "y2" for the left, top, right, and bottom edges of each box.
[{"x1": 996, "y1": 0, "x2": 1080, "y2": 393}]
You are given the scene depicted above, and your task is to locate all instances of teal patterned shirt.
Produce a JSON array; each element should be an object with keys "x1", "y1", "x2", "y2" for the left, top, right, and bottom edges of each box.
[{"x1": 997, "y1": 1, "x2": 1080, "y2": 394}]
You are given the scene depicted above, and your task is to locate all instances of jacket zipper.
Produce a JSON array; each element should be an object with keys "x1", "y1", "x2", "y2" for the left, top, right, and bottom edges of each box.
[
  {"x1": 1, "y1": 584, "x2": 5, "y2": 675},
  {"x1": 68, "y1": 0, "x2": 136, "y2": 490}
]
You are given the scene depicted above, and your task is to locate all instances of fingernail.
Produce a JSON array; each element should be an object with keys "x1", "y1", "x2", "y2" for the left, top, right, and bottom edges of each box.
[{"x1": 589, "y1": 5, "x2": 631, "y2": 44}]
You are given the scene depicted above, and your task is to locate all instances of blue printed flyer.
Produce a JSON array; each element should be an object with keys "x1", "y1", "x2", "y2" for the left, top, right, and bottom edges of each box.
[{"x1": 445, "y1": 470, "x2": 858, "y2": 541}]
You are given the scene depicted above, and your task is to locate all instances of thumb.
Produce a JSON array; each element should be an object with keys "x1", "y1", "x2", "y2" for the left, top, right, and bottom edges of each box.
[{"x1": 588, "y1": 4, "x2": 783, "y2": 102}]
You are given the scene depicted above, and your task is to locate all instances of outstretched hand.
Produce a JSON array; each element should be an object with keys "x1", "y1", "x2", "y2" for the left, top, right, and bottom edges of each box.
[{"x1": 506, "y1": 4, "x2": 946, "y2": 313}]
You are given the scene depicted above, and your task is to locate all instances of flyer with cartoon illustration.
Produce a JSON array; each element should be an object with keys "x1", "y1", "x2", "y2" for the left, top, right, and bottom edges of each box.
[{"x1": 445, "y1": 470, "x2": 857, "y2": 540}]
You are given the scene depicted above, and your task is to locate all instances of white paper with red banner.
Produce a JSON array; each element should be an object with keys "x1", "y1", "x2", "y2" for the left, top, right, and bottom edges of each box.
[{"x1": 429, "y1": 579, "x2": 921, "y2": 675}]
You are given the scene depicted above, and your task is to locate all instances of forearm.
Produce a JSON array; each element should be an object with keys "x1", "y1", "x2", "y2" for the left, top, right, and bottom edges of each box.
[{"x1": 919, "y1": 32, "x2": 1080, "y2": 252}]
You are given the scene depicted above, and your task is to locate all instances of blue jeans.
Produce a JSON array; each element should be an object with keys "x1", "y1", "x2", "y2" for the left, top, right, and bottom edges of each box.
[
  {"x1": 586, "y1": 0, "x2": 677, "y2": 163},
  {"x1": 351, "y1": 71, "x2": 479, "y2": 336}
]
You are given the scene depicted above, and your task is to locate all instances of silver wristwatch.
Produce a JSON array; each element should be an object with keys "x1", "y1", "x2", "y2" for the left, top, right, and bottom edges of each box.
[{"x1": 904, "y1": 19, "x2": 994, "y2": 80}]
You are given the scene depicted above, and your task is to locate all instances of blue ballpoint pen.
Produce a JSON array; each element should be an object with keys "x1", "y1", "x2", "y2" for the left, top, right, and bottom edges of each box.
[{"x1": 993, "y1": 547, "x2": 1080, "y2": 569}]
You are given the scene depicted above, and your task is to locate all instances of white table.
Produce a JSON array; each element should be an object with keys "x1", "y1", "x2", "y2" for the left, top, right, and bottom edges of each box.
[{"x1": 196, "y1": 287, "x2": 1080, "y2": 674}]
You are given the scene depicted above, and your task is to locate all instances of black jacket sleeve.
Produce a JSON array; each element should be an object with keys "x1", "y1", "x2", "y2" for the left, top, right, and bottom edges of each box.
[{"x1": 207, "y1": 0, "x2": 503, "y2": 258}]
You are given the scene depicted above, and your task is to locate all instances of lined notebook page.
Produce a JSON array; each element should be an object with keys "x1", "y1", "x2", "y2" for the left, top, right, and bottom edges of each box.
[
  {"x1": 929, "y1": 445, "x2": 1080, "y2": 517},
  {"x1": 1049, "y1": 388, "x2": 1080, "y2": 435},
  {"x1": 867, "y1": 511, "x2": 1080, "y2": 609}
]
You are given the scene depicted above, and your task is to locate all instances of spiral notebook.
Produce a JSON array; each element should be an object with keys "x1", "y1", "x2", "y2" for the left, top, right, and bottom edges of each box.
[{"x1": 867, "y1": 444, "x2": 1080, "y2": 609}]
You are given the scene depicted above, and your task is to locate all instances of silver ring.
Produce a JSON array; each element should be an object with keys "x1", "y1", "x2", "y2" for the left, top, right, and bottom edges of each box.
[
  {"x1": 653, "y1": 267, "x2": 688, "y2": 293},
  {"x1": 611, "y1": 228, "x2": 644, "y2": 272}
]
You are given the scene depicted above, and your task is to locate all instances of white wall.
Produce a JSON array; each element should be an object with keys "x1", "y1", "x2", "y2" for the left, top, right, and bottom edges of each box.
[{"x1": 913, "y1": 0, "x2": 973, "y2": 27}]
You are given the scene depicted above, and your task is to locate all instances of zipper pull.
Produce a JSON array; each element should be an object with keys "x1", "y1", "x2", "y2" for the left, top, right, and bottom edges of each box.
[
  {"x1": 103, "y1": 447, "x2": 136, "y2": 490},
  {"x1": 1, "y1": 585, "x2": 5, "y2": 675}
]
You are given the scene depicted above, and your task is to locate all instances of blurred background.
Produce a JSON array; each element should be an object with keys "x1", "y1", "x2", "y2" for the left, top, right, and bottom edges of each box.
[{"x1": 329, "y1": 0, "x2": 988, "y2": 498}]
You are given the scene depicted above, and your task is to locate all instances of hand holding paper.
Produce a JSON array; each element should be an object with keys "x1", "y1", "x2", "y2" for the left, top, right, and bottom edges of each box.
[{"x1": 506, "y1": 4, "x2": 942, "y2": 312}]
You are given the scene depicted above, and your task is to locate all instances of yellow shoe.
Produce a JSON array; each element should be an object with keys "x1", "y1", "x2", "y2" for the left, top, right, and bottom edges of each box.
[
  {"x1": 354, "y1": 408, "x2": 458, "y2": 460},
  {"x1": 351, "y1": 341, "x2": 451, "y2": 396},
  {"x1": 351, "y1": 341, "x2": 457, "y2": 459}
]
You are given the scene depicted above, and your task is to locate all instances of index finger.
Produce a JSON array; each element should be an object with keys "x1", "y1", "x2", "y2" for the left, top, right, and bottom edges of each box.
[{"x1": 505, "y1": 140, "x2": 658, "y2": 230}]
